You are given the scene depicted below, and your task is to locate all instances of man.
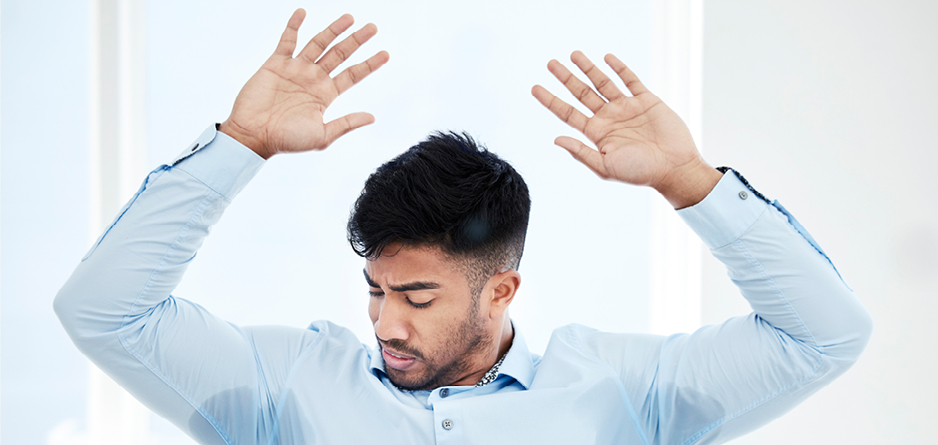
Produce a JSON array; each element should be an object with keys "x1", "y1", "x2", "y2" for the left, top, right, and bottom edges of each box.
[{"x1": 55, "y1": 9, "x2": 872, "y2": 445}]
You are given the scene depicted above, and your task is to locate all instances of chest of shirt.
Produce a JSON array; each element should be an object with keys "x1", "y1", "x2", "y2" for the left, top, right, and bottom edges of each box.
[{"x1": 268, "y1": 350, "x2": 648, "y2": 445}]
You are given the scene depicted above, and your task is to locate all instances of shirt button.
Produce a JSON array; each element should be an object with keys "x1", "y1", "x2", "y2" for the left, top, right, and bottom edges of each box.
[
  {"x1": 739, "y1": 190, "x2": 749, "y2": 200},
  {"x1": 440, "y1": 388, "x2": 449, "y2": 398},
  {"x1": 442, "y1": 419, "x2": 454, "y2": 430}
]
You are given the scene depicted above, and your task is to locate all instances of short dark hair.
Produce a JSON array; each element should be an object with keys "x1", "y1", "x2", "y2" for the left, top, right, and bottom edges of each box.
[{"x1": 347, "y1": 131, "x2": 531, "y2": 297}]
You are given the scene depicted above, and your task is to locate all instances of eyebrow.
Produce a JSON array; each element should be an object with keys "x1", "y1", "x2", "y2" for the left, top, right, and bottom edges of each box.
[{"x1": 363, "y1": 269, "x2": 441, "y2": 292}]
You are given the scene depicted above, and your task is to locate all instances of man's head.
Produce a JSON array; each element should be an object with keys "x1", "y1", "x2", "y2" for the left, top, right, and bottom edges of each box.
[{"x1": 347, "y1": 132, "x2": 530, "y2": 390}]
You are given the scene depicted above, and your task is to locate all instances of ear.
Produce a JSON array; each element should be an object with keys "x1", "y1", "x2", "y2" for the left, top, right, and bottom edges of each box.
[{"x1": 483, "y1": 270, "x2": 521, "y2": 319}]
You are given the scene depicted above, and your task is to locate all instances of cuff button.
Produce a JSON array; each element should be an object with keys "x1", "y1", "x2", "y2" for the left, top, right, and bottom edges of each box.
[{"x1": 739, "y1": 191, "x2": 749, "y2": 200}]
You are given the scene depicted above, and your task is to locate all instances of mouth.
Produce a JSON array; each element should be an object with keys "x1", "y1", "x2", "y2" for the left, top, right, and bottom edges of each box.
[{"x1": 381, "y1": 346, "x2": 418, "y2": 371}]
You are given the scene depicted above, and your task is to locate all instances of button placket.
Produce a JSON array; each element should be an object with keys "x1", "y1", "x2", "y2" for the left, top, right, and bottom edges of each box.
[{"x1": 431, "y1": 394, "x2": 463, "y2": 442}]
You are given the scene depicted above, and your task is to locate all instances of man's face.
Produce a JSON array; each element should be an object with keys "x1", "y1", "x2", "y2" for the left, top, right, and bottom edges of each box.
[{"x1": 365, "y1": 244, "x2": 493, "y2": 390}]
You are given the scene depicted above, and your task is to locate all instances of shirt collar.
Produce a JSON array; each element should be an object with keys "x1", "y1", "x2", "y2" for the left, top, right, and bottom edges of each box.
[
  {"x1": 496, "y1": 324, "x2": 536, "y2": 389},
  {"x1": 369, "y1": 344, "x2": 386, "y2": 376},
  {"x1": 368, "y1": 321, "x2": 537, "y2": 390}
]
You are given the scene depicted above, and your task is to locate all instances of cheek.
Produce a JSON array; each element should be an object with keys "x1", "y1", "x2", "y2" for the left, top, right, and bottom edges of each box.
[{"x1": 421, "y1": 307, "x2": 464, "y2": 346}]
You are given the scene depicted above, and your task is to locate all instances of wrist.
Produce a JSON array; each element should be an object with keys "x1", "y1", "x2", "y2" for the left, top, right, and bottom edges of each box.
[
  {"x1": 219, "y1": 120, "x2": 271, "y2": 160},
  {"x1": 654, "y1": 160, "x2": 723, "y2": 210}
]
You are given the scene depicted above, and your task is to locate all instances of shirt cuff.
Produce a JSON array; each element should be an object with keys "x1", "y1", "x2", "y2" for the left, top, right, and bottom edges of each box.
[
  {"x1": 676, "y1": 171, "x2": 768, "y2": 250},
  {"x1": 171, "y1": 124, "x2": 266, "y2": 200}
]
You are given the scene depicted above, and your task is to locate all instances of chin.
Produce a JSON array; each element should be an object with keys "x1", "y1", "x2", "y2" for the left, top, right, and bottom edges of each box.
[{"x1": 387, "y1": 370, "x2": 435, "y2": 391}]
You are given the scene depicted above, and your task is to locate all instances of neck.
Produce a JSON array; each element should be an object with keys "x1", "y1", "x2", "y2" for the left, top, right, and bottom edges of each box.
[
  {"x1": 497, "y1": 316, "x2": 514, "y2": 359},
  {"x1": 449, "y1": 317, "x2": 514, "y2": 387}
]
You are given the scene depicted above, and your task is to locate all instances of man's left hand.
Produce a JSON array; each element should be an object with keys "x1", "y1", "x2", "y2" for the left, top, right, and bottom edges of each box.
[{"x1": 532, "y1": 51, "x2": 721, "y2": 209}]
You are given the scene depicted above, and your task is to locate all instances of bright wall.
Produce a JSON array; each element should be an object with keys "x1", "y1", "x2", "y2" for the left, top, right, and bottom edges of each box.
[{"x1": 701, "y1": 1, "x2": 938, "y2": 444}]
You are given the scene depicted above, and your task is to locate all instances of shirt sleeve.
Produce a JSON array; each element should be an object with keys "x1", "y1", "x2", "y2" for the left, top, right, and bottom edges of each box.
[
  {"x1": 53, "y1": 126, "x2": 313, "y2": 444},
  {"x1": 580, "y1": 171, "x2": 873, "y2": 445}
]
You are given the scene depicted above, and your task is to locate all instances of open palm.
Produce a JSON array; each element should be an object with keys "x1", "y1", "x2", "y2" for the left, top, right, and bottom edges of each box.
[
  {"x1": 532, "y1": 52, "x2": 701, "y2": 191},
  {"x1": 221, "y1": 9, "x2": 389, "y2": 159}
]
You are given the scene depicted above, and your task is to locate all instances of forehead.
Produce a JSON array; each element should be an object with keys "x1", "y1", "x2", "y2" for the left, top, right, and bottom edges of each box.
[{"x1": 364, "y1": 244, "x2": 466, "y2": 286}]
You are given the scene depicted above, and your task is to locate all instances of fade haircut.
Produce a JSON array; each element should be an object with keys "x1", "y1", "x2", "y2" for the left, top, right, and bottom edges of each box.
[{"x1": 347, "y1": 132, "x2": 531, "y2": 299}]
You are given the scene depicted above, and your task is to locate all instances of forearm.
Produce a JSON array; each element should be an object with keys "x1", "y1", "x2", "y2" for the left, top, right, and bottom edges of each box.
[
  {"x1": 55, "y1": 127, "x2": 264, "y2": 339},
  {"x1": 635, "y1": 171, "x2": 874, "y2": 444},
  {"x1": 678, "y1": 170, "x2": 873, "y2": 360},
  {"x1": 53, "y1": 127, "x2": 266, "y2": 441}
]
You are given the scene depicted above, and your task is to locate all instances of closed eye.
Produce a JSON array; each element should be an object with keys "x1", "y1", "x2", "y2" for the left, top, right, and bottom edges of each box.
[
  {"x1": 369, "y1": 290, "x2": 384, "y2": 298},
  {"x1": 407, "y1": 298, "x2": 432, "y2": 309}
]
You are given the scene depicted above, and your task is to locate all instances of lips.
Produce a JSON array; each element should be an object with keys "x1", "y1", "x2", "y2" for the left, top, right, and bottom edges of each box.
[{"x1": 381, "y1": 347, "x2": 417, "y2": 371}]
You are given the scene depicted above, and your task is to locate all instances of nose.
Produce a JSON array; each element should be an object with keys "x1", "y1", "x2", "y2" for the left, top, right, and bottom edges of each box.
[{"x1": 373, "y1": 297, "x2": 410, "y2": 342}]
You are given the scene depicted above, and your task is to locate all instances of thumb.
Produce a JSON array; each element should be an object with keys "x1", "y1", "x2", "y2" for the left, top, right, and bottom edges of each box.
[
  {"x1": 321, "y1": 112, "x2": 376, "y2": 149},
  {"x1": 555, "y1": 136, "x2": 609, "y2": 179}
]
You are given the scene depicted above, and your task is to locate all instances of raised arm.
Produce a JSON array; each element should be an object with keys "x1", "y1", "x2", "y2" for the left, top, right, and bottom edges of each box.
[
  {"x1": 54, "y1": 10, "x2": 386, "y2": 444},
  {"x1": 533, "y1": 53, "x2": 873, "y2": 444}
]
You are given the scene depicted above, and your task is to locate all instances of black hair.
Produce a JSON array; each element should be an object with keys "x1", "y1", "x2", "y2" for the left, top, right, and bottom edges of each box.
[{"x1": 347, "y1": 131, "x2": 531, "y2": 297}]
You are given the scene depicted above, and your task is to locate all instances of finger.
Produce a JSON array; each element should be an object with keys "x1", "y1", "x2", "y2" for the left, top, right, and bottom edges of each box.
[
  {"x1": 297, "y1": 14, "x2": 355, "y2": 63},
  {"x1": 555, "y1": 136, "x2": 609, "y2": 179},
  {"x1": 546, "y1": 59, "x2": 606, "y2": 114},
  {"x1": 531, "y1": 85, "x2": 589, "y2": 133},
  {"x1": 323, "y1": 112, "x2": 376, "y2": 147},
  {"x1": 571, "y1": 51, "x2": 624, "y2": 101},
  {"x1": 318, "y1": 23, "x2": 378, "y2": 74},
  {"x1": 605, "y1": 53, "x2": 650, "y2": 96},
  {"x1": 274, "y1": 9, "x2": 306, "y2": 57},
  {"x1": 334, "y1": 50, "x2": 390, "y2": 95}
]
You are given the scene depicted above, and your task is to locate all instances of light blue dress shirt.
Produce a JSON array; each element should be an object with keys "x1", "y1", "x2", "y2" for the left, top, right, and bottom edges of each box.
[{"x1": 55, "y1": 125, "x2": 873, "y2": 445}]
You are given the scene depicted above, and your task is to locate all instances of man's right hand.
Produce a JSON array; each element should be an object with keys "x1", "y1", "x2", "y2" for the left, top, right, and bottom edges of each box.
[{"x1": 219, "y1": 9, "x2": 389, "y2": 159}]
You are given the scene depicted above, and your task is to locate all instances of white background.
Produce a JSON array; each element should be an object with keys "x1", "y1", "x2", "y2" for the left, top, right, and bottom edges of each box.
[
  {"x1": 2, "y1": 0, "x2": 936, "y2": 444},
  {"x1": 700, "y1": 2, "x2": 938, "y2": 443}
]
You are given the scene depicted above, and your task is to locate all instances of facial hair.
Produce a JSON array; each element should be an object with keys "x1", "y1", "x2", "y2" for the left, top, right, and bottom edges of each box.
[{"x1": 380, "y1": 306, "x2": 493, "y2": 391}]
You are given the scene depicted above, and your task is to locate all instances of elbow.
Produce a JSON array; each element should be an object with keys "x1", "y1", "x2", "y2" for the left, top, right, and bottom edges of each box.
[
  {"x1": 54, "y1": 276, "x2": 111, "y2": 345},
  {"x1": 821, "y1": 303, "x2": 874, "y2": 368},
  {"x1": 54, "y1": 281, "x2": 84, "y2": 340}
]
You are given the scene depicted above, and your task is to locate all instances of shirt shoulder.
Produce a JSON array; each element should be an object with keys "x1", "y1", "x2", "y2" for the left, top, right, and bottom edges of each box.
[
  {"x1": 243, "y1": 321, "x2": 369, "y2": 387},
  {"x1": 542, "y1": 324, "x2": 666, "y2": 386}
]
